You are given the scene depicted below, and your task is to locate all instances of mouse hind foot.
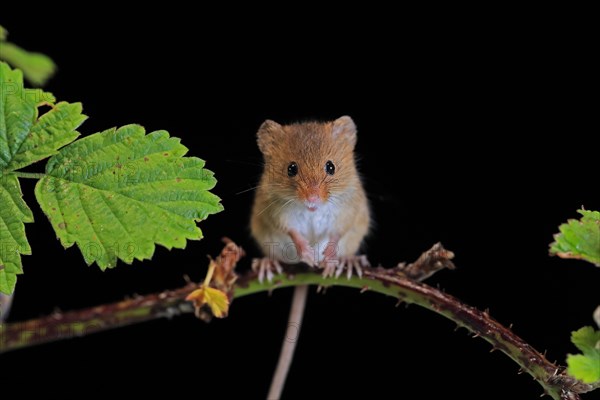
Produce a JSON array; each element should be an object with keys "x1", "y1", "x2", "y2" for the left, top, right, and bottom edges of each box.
[
  {"x1": 252, "y1": 257, "x2": 283, "y2": 283},
  {"x1": 321, "y1": 255, "x2": 370, "y2": 279}
]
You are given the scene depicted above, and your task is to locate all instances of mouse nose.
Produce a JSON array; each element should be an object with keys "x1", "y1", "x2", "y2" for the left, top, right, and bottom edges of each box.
[{"x1": 307, "y1": 193, "x2": 320, "y2": 203}]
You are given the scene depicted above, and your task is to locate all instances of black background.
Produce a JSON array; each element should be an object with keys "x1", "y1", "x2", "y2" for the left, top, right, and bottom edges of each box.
[{"x1": 1, "y1": 9, "x2": 598, "y2": 399}]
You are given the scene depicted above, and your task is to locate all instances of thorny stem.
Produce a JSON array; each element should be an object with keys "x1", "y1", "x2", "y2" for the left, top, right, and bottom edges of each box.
[
  {"x1": 0, "y1": 243, "x2": 593, "y2": 399},
  {"x1": 10, "y1": 171, "x2": 45, "y2": 179}
]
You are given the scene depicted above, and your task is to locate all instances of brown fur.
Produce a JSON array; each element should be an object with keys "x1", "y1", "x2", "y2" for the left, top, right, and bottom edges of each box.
[{"x1": 251, "y1": 116, "x2": 370, "y2": 260}]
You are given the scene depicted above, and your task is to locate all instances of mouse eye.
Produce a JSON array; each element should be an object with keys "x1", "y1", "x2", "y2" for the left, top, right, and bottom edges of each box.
[
  {"x1": 325, "y1": 160, "x2": 335, "y2": 175},
  {"x1": 287, "y1": 162, "x2": 298, "y2": 177}
]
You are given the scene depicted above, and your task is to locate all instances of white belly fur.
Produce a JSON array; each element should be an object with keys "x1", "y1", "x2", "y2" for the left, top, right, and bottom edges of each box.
[{"x1": 273, "y1": 202, "x2": 339, "y2": 263}]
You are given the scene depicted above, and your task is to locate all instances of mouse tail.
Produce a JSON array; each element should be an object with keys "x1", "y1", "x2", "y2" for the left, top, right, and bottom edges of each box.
[
  {"x1": 267, "y1": 284, "x2": 308, "y2": 400},
  {"x1": 1, "y1": 292, "x2": 14, "y2": 322}
]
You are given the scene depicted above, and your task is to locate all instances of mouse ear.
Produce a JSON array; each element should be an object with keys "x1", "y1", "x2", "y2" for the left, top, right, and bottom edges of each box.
[
  {"x1": 257, "y1": 120, "x2": 282, "y2": 154},
  {"x1": 332, "y1": 116, "x2": 357, "y2": 148}
]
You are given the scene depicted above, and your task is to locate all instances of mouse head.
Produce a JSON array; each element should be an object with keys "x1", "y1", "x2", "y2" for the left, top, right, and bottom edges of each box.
[{"x1": 256, "y1": 116, "x2": 359, "y2": 212}]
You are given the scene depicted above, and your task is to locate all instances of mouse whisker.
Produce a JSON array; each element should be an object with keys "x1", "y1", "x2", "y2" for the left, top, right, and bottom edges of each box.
[
  {"x1": 236, "y1": 185, "x2": 262, "y2": 195},
  {"x1": 225, "y1": 159, "x2": 264, "y2": 167},
  {"x1": 257, "y1": 198, "x2": 283, "y2": 216},
  {"x1": 327, "y1": 197, "x2": 340, "y2": 208},
  {"x1": 236, "y1": 183, "x2": 287, "y2": 195},
  {"x1": 276, "y1": 198, "x2": 295, "y2": 214}
]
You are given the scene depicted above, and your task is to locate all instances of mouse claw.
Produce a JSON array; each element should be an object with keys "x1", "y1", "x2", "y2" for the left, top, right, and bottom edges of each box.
[
  {"x1": 321, "y1": 258, "x2": 340, "y2": 278},
  {"x1": 351, "y1": 255, "x2": 370, "y2": 279},
  {"x1": 323, "y1": 255, "x2": 370, "y2": 280},
  {"x1": 252, "y1": 257, "x2": 282, "y2": 283}
]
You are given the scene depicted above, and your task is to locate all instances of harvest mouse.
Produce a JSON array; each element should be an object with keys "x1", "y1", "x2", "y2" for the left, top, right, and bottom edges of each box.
[
  {"x1": 251, "y1": 115, "x2": 370, "y2": 276},
  {"x1": 250, "y1": 116, "x2": 370, "y2": 398}
]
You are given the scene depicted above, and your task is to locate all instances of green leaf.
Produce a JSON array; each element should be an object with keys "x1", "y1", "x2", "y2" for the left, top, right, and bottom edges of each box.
[
  {"x1": 572, "y1": 326, "x2": 600, "y2": 355},
  {"x1": 567, "y1": 326, "x2": 600, "y2": 384},
  {"x1": 0, "y1": 174, "x2": 33, "y2": 294},
  {"x1": 1, "y1": 62, "x2": 81, "y2": 294},
  {"x1": 0, "y1": 26, "x2": 7, "y2": 41},
  {"x1": 35, "y1": 124, "x2": 223, "y2": 269},
  {"x1": 567, "y1": 354, "x2": 600, "y2": 384},
  {"x1": 1, "y1": 62, "x2": 85, "y2": 175},
  {"x1": 550, "y1": 209, "x2": 600, "y2": 266},
  {"x1": 0, "y1": 42, "x2": 56, "y2": 86}
]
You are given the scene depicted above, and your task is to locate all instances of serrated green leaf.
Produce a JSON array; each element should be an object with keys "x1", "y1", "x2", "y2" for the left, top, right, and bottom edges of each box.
[
  {"x1": 567, "y1": 326, "x2": 600, "y2": 384},
  {"x1": 550, "y1": 209, "x2": 600, "y2": 266},
  {"x1": 1, "y1": 62, "x2": 84, "y2": 175},
  {"x1": 567, "y1": 354, "x2": 600, "y2": 384},
  {"x1": 7, "y1": 102, "x2": 86, "y2": 172},
  {"x1": 35, "y1": 124, "x2": 223, "y2": 269},
  {"x1": 572, "y1": 326, "x2": 600, "y2": 355},
  {"x1": 0, "y1": 62, "x2": 83, "y2": 293},
  {"x1": 0, "y1": 42, "x2": 56, "y2": 86},
  {"x1": 0, "y1": 174, "x2": 33, "y2": 294}
]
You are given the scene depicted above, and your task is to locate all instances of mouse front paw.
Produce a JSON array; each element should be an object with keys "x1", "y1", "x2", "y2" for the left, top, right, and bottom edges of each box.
[
  {"x1": 297, "y1": 245, "x2": 317, "y2": 267},
  {"x1": 251, "y1": 257, "x2": 283, "y2": 283},
  {"x1": 288, "y1": 229, "x2": 317, "y2": 267}
]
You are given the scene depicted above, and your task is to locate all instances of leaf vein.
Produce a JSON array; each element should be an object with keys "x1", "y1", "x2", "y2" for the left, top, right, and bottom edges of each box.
[{"x1": 73, "y1": 184, "x2": 109, "y2": 262}]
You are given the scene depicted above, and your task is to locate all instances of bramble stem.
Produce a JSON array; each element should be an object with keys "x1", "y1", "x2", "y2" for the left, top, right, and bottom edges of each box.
[{"x1": 0, "y1": 243, "x2": 592, "y2": 399}]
